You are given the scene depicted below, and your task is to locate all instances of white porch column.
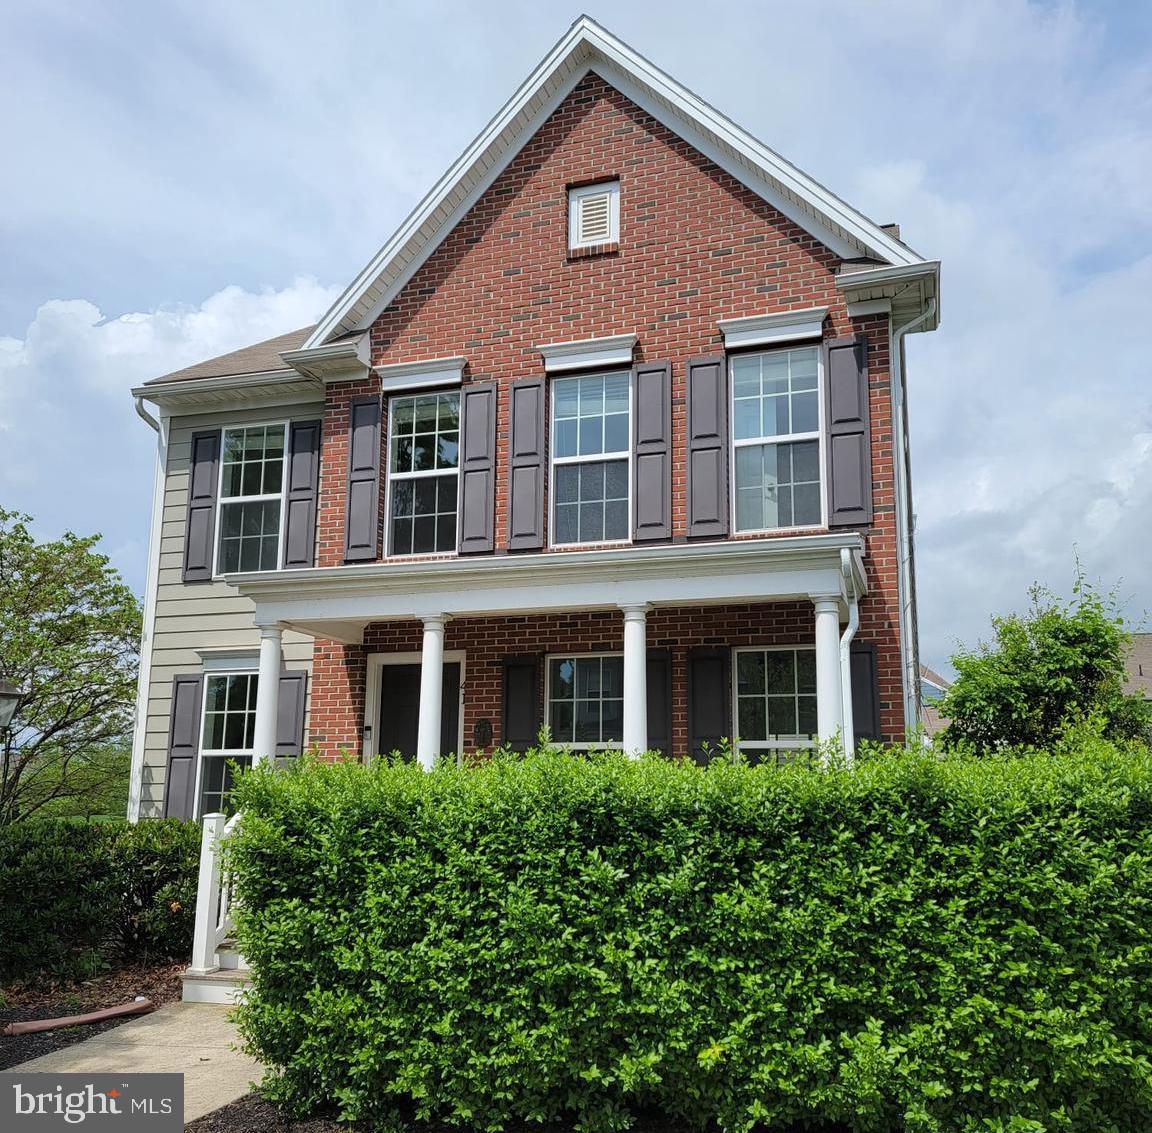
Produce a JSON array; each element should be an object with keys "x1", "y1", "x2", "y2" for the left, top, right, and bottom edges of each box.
[
  {"x1": 621, "y1": 603, "x2": 649, "y2": 756},
  {"x1": 813, "y1": 596, "x2": 844, "y2": 749},
  {"x1": 416, "y1": 615, "x2": 449, "y2": 770},
  {"x1": 252, "y1": 624, "x2": 283, "y2": 764}
]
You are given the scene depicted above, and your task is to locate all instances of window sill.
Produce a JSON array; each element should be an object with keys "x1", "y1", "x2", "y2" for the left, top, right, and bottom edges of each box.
[{"x1": 567, "y1": 242, "x2": 619, "y2": 261}]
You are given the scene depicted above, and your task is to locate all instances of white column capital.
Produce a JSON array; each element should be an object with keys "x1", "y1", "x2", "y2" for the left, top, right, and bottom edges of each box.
[
  {"x1": 421, "y1": 614, "x2": 451, "y2": 631},
  {"x1": 256, "y1": 622, "x2": 284, "y2": 639},
  {"x1": 810, "y1": 594, "x2": 841, "y2": 615},
  {"x1": 619, "y1": 603, "x2": 651, "y2": 621}
]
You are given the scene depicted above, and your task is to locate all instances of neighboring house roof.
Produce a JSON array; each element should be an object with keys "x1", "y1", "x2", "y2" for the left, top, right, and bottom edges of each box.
[
  {"x1": 303, "y1": 14, "x2": 936, "y2": 350},
  {"x1": 145, "y1": 326, "x2": 315, "y2": 386},
  {"x1": 1126, "y1": 633, "x2": 1152, "y2": 698},
  {"x1": 919, "y1": 663, "x2": 952, "y2": 738}
]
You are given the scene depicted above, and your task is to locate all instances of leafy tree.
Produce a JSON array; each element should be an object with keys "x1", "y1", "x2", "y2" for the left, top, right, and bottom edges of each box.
[
  {"x1": 0, "y1": 508, "x2": 142, "y2": 824},
  {"x1": 941, "y1": 572, "x2": 1151, "y2": 750}
]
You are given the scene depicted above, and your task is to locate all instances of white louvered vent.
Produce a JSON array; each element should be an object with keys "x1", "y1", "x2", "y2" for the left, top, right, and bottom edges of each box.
[{"x1": 569, "y1": 181, "x2": 619, "y2": 250}]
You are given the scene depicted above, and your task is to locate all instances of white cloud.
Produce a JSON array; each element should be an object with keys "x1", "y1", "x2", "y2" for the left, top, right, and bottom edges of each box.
[
  {"x1": 1, "y1": 0, "x2": 1150, "y2": 675},
  {"x1": 0, "y1": 278, "x2": 340, "y2": 586}
]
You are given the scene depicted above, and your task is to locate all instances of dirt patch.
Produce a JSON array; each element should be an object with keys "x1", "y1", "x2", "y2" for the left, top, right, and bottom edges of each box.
[
  {"x1": 185, "y1": 1093, "x2": 352, "y2": 1132},
  {"x1": 0, "y1": 961, "x2": 185, "y2": 1071}
]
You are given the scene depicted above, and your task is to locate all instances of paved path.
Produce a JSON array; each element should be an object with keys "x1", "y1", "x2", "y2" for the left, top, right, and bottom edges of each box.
[{"x1": 8, "y1": 1002, "x2": 262, "y2": 1124}]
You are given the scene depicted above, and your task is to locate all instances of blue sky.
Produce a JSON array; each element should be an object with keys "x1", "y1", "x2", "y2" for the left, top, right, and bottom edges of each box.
[{"x1": 1, "y1": 0, "x2": 1149, "y2": 670}]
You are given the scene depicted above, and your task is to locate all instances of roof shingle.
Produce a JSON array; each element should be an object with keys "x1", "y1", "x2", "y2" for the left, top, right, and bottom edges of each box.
[{"x1": 146, "y1": 326, "x2": 315, "y2": 386}]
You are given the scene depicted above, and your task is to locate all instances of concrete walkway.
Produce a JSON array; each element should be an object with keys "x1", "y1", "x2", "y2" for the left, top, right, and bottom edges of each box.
[{"x1": 10, "y1": 1002, "x2": 262, "y2": 1124}]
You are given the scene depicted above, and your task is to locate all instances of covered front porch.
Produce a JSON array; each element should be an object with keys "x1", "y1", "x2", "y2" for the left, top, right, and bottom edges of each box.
[{"x1": 234, "y1": 534, "x2": 872, "y2": 763}]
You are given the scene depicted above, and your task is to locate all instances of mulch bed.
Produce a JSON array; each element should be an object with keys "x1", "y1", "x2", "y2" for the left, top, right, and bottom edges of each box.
[
  {"x1": 186, "y1": 1093, "x2": 352, "y2": 1132},
  {"x1": 0, "y1": 960, "x2": 186, "y2": 1071}
]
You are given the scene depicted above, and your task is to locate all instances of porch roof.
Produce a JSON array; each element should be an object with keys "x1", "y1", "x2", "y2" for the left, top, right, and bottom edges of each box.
[{"x1": 232, "y1": 534, "x2": 867, "y2": 645}]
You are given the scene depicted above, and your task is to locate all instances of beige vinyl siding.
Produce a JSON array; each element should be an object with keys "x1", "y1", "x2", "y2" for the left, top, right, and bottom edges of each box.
[{"x1": 139, "y1": 401, "x2": 322, "y2": 818}]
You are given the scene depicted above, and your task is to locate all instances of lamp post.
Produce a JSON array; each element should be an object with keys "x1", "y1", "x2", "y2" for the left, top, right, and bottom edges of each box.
[{"x1": 0, "y1": 676, "x2": 21, "y2": 731}]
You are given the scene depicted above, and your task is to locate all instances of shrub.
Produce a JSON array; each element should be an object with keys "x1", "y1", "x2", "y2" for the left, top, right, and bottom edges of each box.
[
  {"x1": 230, "y1": 747, "x2": 1152, "y2": 1133},
  {"x1": 0, "y1": 817, "x2": 200, "y2": 980}
]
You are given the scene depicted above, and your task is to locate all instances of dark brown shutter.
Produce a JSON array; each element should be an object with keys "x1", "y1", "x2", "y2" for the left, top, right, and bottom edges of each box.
[
  {"x1": 688, "y1": 648, "x2": 730, "y2": 764},
  {"x1": 163, "y1": 674, "x2": 203, "y2": 818},
  {"x1": 344, "y1": 396, "x2": 382, "y2": 562},
  {"x1": 850, "y1": 642, "x2": 881, "y2": 743},
  {"x1": 646, "y1": 650, "x2": 672, "y2": 755},
  {"x1": 632, "y1": 361, "x2": 672, "y2": 541},
  {"x1": 458, "y1": 382, "x2": 497, "y2": 554},
  {"x1": 507, "y1": 377, "x2": 546, "y2": 551},
  {"x1": 502, "y1": 655, "x2": 542, "y2": 752},
  {"x1": 282, "y1": 420, "x2": 321, "y2": 568},
  {"x1": 686, "y1": 356, "x2": 729, "y2": 538},
  {"x1": 824, "y1": 335, "x2": 873, "y2": 526},
  {"x1": 182, "y1": 431, "x2": 221, "y2": 582},
  {"x1": 275, "y1": 671, "x2": 308, "y2": 758}
]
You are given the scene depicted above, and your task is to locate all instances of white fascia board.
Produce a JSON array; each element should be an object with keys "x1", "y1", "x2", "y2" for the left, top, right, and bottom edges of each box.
[
  {"x1": 281, "y1": 334, "x2": 370, "y2": 382},
  {"x1": 718, "y1": 307, "x2": 828, "y2": 350},
  {"x1": 132, "y1": 371, "x2": 323, "y2": 412},
  {"x1": 537, "y1": 333, "x2": 637, "y2": 372},
  {"x1": 234, "y1": 533, "x2": 866, "y2": 636},
  {"x1": 304, "y1": 17, "x2": 925, "y2": 350},
  {"x1": 376, "y1": 355, "x2": 466, "y2": 393},
  {"x1": 836, "y1": 260, "x2": 940, "y2": 297}
]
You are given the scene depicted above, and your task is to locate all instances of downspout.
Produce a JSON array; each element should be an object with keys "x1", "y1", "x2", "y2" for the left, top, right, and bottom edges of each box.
[
  {"x1": 890, "y1": 297, "x2": 937, "y2": 737},
  {"x1": 839, "y1": 547, "x2": 859, "y2": 761},
  {"x1": 128, "y1": 396, "x2": 167, "y2": 822}
]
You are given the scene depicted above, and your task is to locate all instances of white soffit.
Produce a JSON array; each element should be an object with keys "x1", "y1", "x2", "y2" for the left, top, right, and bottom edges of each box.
[
  {"x1": 718, "y1": 307, "x2": 828, "y2": 349},
  {"x1": 376, "y1": 356, "x2": 467, "y2": 392},
  {"x1": 303, "y1": 17, "x2": 926, "y2": 350},
  {"x1": 537, "y1": 333, "x2": 637, "y2": 372}
]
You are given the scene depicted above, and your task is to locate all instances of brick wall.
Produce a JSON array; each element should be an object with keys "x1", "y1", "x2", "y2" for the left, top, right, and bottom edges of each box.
[{"x1": 309, "y1": 71, "x2": 905, "y2": 751}]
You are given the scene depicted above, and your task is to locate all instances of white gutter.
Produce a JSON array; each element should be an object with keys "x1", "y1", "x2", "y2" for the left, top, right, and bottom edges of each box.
[
  {"x1": 127, "y1": 397, "x2": 168, "y2": 822},
  {"x1": 890, "y1": 297, "x2": 937, "y2": 735},
  {"x1": 839, "y1": 547, "x2": 859, "y2": 761}
]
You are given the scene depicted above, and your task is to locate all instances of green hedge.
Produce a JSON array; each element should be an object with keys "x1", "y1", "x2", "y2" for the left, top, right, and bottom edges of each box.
[
  {"x1": 0, "y1": 818, "x2": 200, "y2": 980},
  {"x1": 230, "y1": 746, "x2": 1152, "y2": 1133}
]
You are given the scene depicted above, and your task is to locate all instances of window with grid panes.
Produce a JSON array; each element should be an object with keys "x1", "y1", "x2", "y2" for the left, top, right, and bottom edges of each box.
[
  {"x1": 551, "y1": 372, "x2": 629, "y2": 545},
  {"x1": 731, "y1": 347, "x2": 822, "y2": 531},
  {"x1": 198, "y1": 672, "x2": 257, "y2": 815},
  {"x1": 734, "y1": 648, "x2": 819, "y2": 758},
  {"x1": 217, "y1": 425, "x2": 285, "y2": 572},
  {"x1": 388, "y1": 392, "x2": 460, "y2": 555},
  {"x1": 547, "y1": 655, "x2": 624, "y2": 747}
]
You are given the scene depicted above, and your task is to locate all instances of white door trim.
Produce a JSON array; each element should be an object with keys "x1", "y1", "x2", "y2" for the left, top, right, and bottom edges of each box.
[{"x1": 363, "y1": 649, "x2": 467, "y2": 762}]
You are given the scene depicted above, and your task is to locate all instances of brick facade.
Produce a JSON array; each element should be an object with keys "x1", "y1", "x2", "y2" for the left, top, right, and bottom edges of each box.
[{"x1": 308, "y1": 72, "x2": 905, "y2": 756}]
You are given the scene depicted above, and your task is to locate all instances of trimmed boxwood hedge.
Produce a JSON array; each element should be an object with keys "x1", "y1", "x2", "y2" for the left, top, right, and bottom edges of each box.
[
  {"x1": 230, "y1": 745, "x2": 1152, "y2": 1133},
  {"x1": 0, "y1": 818, "x2": 199, "y2": 980}
]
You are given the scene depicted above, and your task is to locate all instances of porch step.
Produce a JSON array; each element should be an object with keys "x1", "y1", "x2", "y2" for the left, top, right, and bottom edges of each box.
[{"x1": 182, "y1": 966, "x2": 251, "y2": 1005}]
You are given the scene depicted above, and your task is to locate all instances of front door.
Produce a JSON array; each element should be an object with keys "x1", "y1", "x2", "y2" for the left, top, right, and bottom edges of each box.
[{"x1": 377, "y1": 662, "x2": 461, "y2": 760}]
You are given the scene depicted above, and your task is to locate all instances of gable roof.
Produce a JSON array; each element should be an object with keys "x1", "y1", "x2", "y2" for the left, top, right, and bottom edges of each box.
[
  {"x1": 304, "y1": 15, "x2": 929, "y2": 350},
  {"x1": 146, "y1": 326, "x2": 314, "y2": 385}
]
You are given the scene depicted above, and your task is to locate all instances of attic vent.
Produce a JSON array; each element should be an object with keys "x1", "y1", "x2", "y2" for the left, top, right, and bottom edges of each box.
[{"x1": 569, "y1": 181, "x2": 619, "y2": 250}]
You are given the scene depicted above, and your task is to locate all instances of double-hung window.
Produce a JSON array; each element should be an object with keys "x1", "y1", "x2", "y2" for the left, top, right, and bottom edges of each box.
[
  {"x1": 197, "y1": 672, "x2": 257, "y2": 815},
  {"x1": 217, "y1": 424, "x2": 286, "y2": 573},
  {"x1": 551, "y1": 371, "x2": 630, "y2": 545},
  {"x1": 387, "y1": 392, "x2": 460, "y2": 555},
  {"x1": 734, "y1": 647, "x2": 818, "y2": 760},
  {"x1": 731, "y1": 346, "x2": 823, "y2": 532},
  {"x1": 546, "y1": 654, "x2": 624, "y2": 748}
]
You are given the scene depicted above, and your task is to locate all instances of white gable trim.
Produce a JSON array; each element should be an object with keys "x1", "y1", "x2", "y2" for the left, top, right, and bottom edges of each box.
[
  {"x1": 304, "y1": 17, "x2": 925, "y2": 350},
  {"x1": 717, "y1": 307, "x2": 828, "y2": 350},
  {"x1": 538, "y1": 333, "x2": 636, "y2": 373}
]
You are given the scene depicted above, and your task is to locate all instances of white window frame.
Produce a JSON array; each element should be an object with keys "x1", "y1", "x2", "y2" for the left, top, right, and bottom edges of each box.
[
  {"x1": 384, "y1": 389, "x2": 462, "y2": 560},
  {"x1": 549, "y1": 371, "x2": 633, "y2": 549},
  {"x1": 544, "y1": 651, "x2": 626, "y2": 751},
  {"x1": 568, "y1": 181, "x2": 620, "y2": 250},
  {"x1": 213, "y1": 419, "x2": 290, "y2": 577},
  {"x1": 362, "y1": 650, "x2": 467, "y2": 763},
  {"x1": 194, "y1": 668, "x2": 258, "y2": 819},
  {"x1": 729, "y1": 346, "x2": 827, "y2": 536},
  {"x1": 730, "y1": 646, "x2": 819, "y2": 756}
]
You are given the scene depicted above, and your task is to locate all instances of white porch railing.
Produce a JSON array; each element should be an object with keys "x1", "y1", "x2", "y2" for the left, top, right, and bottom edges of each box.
[{"x1": 189, "y1": 811, "x2": 242, "y2": 974}]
